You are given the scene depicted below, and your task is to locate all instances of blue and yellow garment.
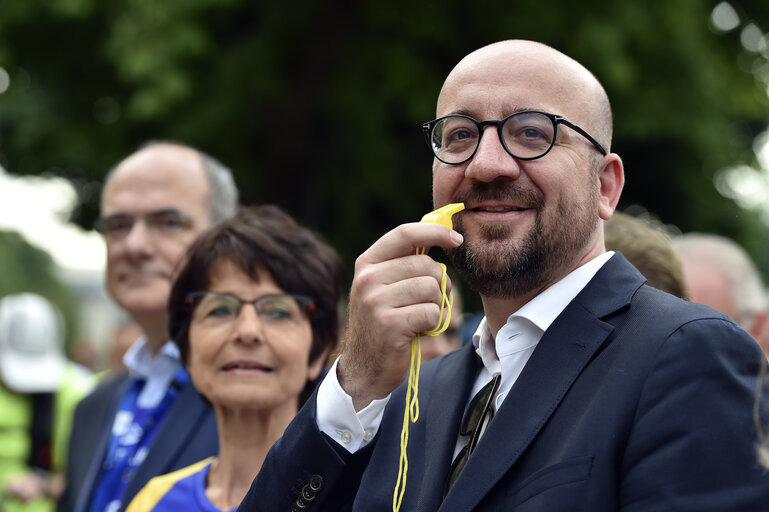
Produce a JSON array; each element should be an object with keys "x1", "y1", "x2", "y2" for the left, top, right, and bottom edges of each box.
[{"x1": 125, "y1": 457, "x2": 235, "y2": 512}]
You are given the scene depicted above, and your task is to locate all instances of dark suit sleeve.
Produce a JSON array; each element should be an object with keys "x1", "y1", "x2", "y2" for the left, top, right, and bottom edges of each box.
[
  {"x1": 58, "y1": 373, "x2": 127, "y2": 512},
  {"x1": 237, "y1": 388, "x2": 375, "y2": 512},
  {"x1": 620, "y1": 317, "x2": 769, "y2": 511}
]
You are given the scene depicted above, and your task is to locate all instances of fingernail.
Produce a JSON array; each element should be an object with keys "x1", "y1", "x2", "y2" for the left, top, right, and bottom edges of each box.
[{"x1": 450, "y1": 230, "x2": 464, "y2": 245}]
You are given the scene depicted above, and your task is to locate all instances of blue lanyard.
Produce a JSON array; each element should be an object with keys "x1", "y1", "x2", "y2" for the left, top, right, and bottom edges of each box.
[{"x1": 89, "y1": 368, "x2": 190, "y2": 512}]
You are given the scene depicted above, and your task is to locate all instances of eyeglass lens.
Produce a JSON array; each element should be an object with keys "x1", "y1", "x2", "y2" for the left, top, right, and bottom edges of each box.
[
  {"x1": 443, "y1": 374, "x2": 501, "y2": 499},
  {"x1": 192, "y1": 292, "x2": 307, "y2": 325},
  {"x1": 430, "y1": 112, "x2": 556, "y2": 164}
]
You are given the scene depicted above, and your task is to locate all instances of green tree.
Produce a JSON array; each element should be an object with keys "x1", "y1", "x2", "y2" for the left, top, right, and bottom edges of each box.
[{"x1": 0, "y1": 0, "x2": 768, "y2": 284}]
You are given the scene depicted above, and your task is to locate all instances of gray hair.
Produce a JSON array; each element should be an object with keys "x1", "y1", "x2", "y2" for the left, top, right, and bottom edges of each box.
[
  {"x1": 674, "y1": 233, "x2": 767, "y2": 322},
  {"x1": 198, "y1": 150, "x2": 238, "y2": 223},
  {"x1": 103, "y1": 141, "x2": 239, "y2": 224}
]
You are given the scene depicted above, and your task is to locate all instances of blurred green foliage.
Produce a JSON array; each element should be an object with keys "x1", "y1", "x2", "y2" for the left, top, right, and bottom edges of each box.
[{"x1": 1, "y1": 0, "x2": 769, "y2": 305}]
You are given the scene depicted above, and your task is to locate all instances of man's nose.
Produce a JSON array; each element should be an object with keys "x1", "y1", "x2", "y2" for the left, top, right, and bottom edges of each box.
[
  {"x1": 120, "y1": 219, "x2": 154, "y2": 255},
  {"x1": 464, "y1": 127, "x2": 522, "y2": 182}
]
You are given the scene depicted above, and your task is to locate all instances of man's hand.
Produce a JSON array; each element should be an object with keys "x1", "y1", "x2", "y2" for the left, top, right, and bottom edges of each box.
[{"x1": 337, "y1": 222, "x2": 463, "y2": 410}]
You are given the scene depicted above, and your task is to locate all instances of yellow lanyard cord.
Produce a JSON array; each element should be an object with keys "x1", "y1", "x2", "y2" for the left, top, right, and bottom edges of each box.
[{"x1": 393, "y1": 258, "x2": 453, "y2": 512}]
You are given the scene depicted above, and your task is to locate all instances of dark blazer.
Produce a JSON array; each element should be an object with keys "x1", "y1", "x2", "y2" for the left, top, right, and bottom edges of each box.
[
  {"x1": 239, "y1": 253, "x2": 769, "y2": 511},
  {"x1": 58, "y1": 371, "x2": 218, "y2": 512}
]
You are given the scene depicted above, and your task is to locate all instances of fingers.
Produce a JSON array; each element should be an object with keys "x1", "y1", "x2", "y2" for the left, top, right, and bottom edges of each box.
[
  {"x1": 358, "y1": 222, "x2": 463, "y2": 267},
  {"x1": 338, "y1": 223, "x2": 462, "y2": 408}
]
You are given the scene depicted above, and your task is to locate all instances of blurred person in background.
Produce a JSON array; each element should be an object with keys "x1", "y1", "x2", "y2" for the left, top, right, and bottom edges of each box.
[
  {"x1": 0, "y1": 293, "x2": 94, "y2": 512},
  {"x1": 604, "y1": 211, "x2": 689, "y2": 299},
  {"x1": 674, "y1": 233, "x2": 769, "y2": 356},
  {"x1": 58, "y1": 142, "x2": 239, "y2": 512},
  {"x1": 125, "y1": 205, "x2": 342, "y2": 511}
]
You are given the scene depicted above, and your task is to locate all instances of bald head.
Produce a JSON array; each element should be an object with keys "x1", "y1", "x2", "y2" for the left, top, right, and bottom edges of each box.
[
  {"x1": 437, "y1": 40, "x2": 613, "y2": 151},
  {"x1": 103, "y1": 141, "x2": 238, "y2": 224}
]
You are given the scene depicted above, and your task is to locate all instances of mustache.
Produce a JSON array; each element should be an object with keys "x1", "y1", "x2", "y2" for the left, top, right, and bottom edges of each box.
[
  {"x1": 451, "y1": 181, "x2": 544, "y2": 210},
  {"x1": 117, "y1": 262, "x2": 167, "y2": 275}
]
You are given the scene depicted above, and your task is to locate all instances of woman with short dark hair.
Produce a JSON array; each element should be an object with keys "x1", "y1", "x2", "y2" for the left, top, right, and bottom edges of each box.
[{"x1": 126, "y1": 205, "x2": 342, "y2": 511}]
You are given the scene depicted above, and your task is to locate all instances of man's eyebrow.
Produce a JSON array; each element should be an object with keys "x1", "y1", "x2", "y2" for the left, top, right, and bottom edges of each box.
[
  {"x1": 101, "y1": 208, "x2": 188, "y2": 221},
  {"x1": 145, "y1": 209, "x2": 189, "y2": 217}
]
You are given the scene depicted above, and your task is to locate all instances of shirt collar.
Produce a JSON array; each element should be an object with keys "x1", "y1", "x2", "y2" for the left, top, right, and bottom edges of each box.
[
  {"x1": 123, "y1": 336, "x2": 181, "y2": 381},
  {"x1": 472, "y1": 251, "x2": 614, "y2": 367}
]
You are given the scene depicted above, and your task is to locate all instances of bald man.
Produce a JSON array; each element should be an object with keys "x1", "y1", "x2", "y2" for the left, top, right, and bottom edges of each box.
[
  {"x1": 675, "y1": 232, "x2": 769, "y2": 356},
  {"x1": 239, "y1": 41, "x2": 769, "y2": 511},
  {"x1": 59, "y1": 143, "x2": 238, "y2": 512}
]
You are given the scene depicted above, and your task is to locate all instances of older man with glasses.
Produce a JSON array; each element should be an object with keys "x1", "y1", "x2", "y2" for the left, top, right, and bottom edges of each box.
[
  {"x1": 58, "y1": 142, "x2": 238, "y2": 512},
  {"x1": 238, "y1": 40, "x2": 769, "y2": 511}
]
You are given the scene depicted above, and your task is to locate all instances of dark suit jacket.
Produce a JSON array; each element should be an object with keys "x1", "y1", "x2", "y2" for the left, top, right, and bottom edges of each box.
[
  {"x1": 58, "y1": 371, "x2": 218, "y2": 512},
  {"x1": 238, "y1": 253, "x2": 769, "y2": 511}
]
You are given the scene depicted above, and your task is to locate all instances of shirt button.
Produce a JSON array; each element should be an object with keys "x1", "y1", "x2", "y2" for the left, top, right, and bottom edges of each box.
[
  {"x1": 340, "y1": 430, "x2": 352, "y2": 444},
  {"x1": 363, "y1": 429, "x2": 374, "y2": 442}
]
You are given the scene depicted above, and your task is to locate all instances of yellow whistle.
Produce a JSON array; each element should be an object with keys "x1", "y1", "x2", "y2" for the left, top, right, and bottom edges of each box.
[
  {"x1": 395, "y1": 201, "x2": 465, "y2": 512},
  {"x1": 419, "y1": 203, "x2": 465, "y2": 229}
]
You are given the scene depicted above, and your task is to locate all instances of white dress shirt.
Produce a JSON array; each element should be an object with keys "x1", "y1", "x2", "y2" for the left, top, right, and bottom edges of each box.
[
  {"x1": 317, "y1": 252, "x2": 614, "y2": 453},
  {"x1": 122, "y1": 337, "x2": 183, "y2": 408}
]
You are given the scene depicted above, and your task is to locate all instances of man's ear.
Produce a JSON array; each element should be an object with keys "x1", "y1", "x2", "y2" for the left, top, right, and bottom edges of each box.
[
  {"x1": 597, "y1": 154, "x2": 625, "y2": 221},
  {"x1": 748, "y1": 311, "x2": 769, "y2": 358}
]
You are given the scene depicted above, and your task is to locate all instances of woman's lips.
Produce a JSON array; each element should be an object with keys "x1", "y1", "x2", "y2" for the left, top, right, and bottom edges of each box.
[{"x1": 221, "y1": 360, "x2": 273, "y2": 373}]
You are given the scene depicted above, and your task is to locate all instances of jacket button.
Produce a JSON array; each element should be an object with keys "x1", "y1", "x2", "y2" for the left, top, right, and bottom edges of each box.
[
  {"x1": 309, "y1": 474, "x2": 324, "y2": 491},
  {"x1": 301, "y1": 484, "x2": 316, "y2": 501}
]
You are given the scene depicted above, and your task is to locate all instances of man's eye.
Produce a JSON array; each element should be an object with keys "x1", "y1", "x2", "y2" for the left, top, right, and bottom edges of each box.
[
  {"x1": 104, "y1": 220, "x2": 132, "y2": 234},
  {"x1": 447, "y1": 128, "x2": 476, "y2": 142},
  {"x1": 517, "y1": 126, "x2": 549, "y2": 140},
  {"x1": 156, "y1": 216, "x2": 186, "y2": 230}
]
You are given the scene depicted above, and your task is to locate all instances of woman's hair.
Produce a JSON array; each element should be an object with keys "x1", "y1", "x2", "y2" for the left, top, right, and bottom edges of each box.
[{"x1": 169, "y1": 204, "x2": 343, "y2": 404}]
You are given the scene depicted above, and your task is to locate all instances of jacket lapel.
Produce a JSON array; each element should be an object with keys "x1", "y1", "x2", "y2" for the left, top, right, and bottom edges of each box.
[
  {"x1": 416, "y1": 343, "x2": 481, "y2": 510},
  {"x1": 74, "y1": 375, "x2": 132, "y2": 512},
  {"x1": 121, "y1": 380, "x2": 211, "y2": 501},
  {"x1": 440, "y1": 253, "x2": 644, "y2": 511}
]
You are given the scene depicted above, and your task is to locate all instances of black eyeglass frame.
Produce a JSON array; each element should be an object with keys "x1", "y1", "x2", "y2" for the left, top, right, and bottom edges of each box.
[
  {"x1": 422, "y1": 110, "x2": 607, "y2": 165},
  {"x1": 184, "y1": 291, "x2": 317, "y2": 318}
]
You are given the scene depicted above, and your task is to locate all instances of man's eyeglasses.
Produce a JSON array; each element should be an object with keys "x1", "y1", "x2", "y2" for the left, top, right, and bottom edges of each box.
[
  {"x1": 185, "y1": 291, "x2": 316, "y2": 327},
  {"x1": 443, "y1": 373, "x2": 501, "y2": 499},
  {"x1": 97, "y1": 209, "x2": 195, "y2": 242},
  {"x1": 423, "y1": 110, "x2": 607, "y2": 165}
]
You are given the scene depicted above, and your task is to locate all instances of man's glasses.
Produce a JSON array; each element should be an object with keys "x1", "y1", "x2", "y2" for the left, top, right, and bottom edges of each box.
[
  {"x1": 443, "y1": 373, "x2": 501, "y2": 499},
  {"x1": 97, "y1": 209, "x2": 195, "y2": 243},
  {"x1": 185, "y1": 291, "x2": 316, "y2": 327},
  {"x1": 423, "y1": 110, "x2": 607, "y2": 165}
]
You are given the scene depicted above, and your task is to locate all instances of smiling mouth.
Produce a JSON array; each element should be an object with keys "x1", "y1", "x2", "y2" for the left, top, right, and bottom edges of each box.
[
  {"x1": 121, "y1": 271, "x2": 163, "y2": 281},
  {"x1": 221, "y1": 362, "x2": 273, "y2": 372}
]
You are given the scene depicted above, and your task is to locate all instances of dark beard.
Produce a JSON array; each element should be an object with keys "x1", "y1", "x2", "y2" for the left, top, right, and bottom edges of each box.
[{"x1": 446, "y1": 181, "x2": 598, "y2": 298}]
